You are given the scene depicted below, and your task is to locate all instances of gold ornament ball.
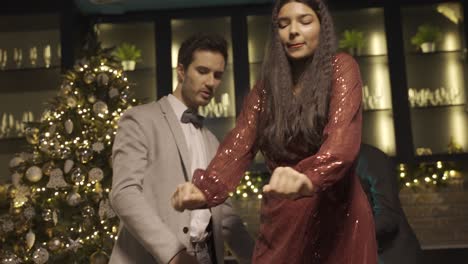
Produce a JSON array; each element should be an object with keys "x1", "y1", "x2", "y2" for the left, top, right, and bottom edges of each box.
[
  {"x1": 90, "y1": 250, "x2": 109, "y2": 264},
  {"x1": 24, "y1": 127, "x2": 40, "y2": 145},
  {"x1": 42, "y1": 162, "x2": 55, "y2": 176},
  {"x1": 84, "y1": 72, "x2": 96, "y2": 84},
  {"x1": 25, "y1": 166, "x2": 43, "y2": 183},
  {"x1": 93, "y1": 101, "x2": 109, "y2": 116},
  {"x1": 66, "y1": 192, "x2": 82, "y2": 207},
  {"x1": 47, "y1": 237, "x2": 63, "y2": 252}
]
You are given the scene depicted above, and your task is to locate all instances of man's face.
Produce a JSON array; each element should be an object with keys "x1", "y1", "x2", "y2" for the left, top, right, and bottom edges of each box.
[{"x1": 177, "y1": 50, "x2": 225, "y2": 109}]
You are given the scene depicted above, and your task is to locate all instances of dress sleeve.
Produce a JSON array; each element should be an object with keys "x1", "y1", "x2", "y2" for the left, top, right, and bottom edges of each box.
[
  {"x1": 295, "y1": 53, "x2": 363, "y2": 192},
  {"x1": 192, "y1": 86, "x2": 263, "y2": 207}
]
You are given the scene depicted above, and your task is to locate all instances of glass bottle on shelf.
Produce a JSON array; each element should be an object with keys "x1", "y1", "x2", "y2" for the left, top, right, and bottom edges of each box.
[
  {"x1": 402, "y1": 2, "x2": 467, "y2": 155},
  {"x1": 0, "y1": 14, "x2": 61, "y2": 145},
  {"x1": 333, "y1": 7, "x2": 396, "y2": 156}
]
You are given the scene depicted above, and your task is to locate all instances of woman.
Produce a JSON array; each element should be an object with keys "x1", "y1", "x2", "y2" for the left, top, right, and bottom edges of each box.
[{"x1": 172, "y1": 0, "x2": 377, "y2": 263}]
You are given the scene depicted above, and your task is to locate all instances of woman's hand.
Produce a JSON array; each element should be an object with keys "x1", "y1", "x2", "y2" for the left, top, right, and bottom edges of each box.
[
  {"x1": 171, "y1": 183, "x2": 207, "y2": 212},
  {"x1": 263, "y1": 167, "x2": 314, "y2": 199}
]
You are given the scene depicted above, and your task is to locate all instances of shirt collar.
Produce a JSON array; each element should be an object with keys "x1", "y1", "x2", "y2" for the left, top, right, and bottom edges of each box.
[{"x1": 167, "y1": 94, "x2": 188, "y2": 123}]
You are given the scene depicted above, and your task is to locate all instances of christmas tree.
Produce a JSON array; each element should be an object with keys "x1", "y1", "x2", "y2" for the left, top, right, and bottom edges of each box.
[{"x1": 0, "y1": 39, "x2": 138, "y2": 263}]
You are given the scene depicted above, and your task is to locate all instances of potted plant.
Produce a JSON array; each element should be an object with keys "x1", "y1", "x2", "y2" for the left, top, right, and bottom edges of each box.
[
  {"x1": 338, "y1": 29, "x2": 365, "y2": 56},
  {"x1": 113, "y1": 42, "x2": 142, "y2": 71},
  {"x1": 411, "y1": 24, "x2": 442, "y2": 53}
]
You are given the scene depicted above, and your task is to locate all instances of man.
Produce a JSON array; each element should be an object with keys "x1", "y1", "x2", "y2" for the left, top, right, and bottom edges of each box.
[
  {"x1": 109, "y1": 33, "x2": 254, "y2": 264},
  {"x1": 356, "y1": 144, "x2": 423, "y2": 264}
]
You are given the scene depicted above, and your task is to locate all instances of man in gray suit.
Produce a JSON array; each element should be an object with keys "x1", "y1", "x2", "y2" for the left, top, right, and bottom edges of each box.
[{"x1": 109, "y1": 34, "x2": 254, "y2": 264}]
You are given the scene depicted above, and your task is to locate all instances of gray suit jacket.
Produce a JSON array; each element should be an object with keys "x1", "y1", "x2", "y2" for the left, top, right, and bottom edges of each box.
[{"x1": 109, "y1": 97, "x2": 254, "y2": 264}]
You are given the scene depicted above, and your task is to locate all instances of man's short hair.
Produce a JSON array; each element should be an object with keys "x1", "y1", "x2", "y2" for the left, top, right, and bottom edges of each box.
[{"x1": 177, "y1": 33, "x2": 228, "y2": 69}]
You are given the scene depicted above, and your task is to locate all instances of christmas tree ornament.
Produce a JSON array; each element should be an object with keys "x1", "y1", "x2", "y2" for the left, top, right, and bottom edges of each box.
[
  {"x1": 46, "y1": 168, "x2": 69, "y2": 189},
  {"x1": 70, "y1": 167, "x2": 85, "y2": 183},
  {"x1": 24, "y1": 127, "x2": 40, "y2": 145},
  {"x1": 93, "y1": 101, "x2": 108, "y2": 116},
  {"x1": 90, "y1": 250, "x2": 109, "y2": 264},
  {"x1": 108, "y1": 88, "x2": 119, "y2": 98},
  {"x1": 47, "y1": 237, "x2": 63, "y2": 252},
  {"x1": 64, "y1": 119, "x2": 74, "y2": 134},
  {"x1": 92, "y1": 142, "x2": 105, "y2": 153},
  {"x1": 32, "y1": 248, "x2": 49, "y2": 264},
  {"x1": 89, "y1": 167, "x2": 104, "y2": 182},
  {"x1": 97, "y1": 72, "x2": 110, "y2": 86},
  {"x1": 41, "y1": 161, "x2": 55, "y2": 176},
  {"x1": 1, "y1": 217, "x2": 14, "y2": 233},
  {"x1": 11, "y1": 172, "x2": 22, "y2": 187},
  {"x1": 42, "y1": 209, "x2": 53, "y2": 222},
  {"x1": 23, "y1": 207, "x2": 36, "y2": 221},
  {"x1": 13, "y1": 185, "x2": 30, "y2": 208},
  {"x1": 19, "y1": 152, "x2": 34, "y2": 161},
  {"x1": 25, "y1": 166, "x2": 43, "y2": 183},
  {"x1": 64, "y1": 159, "x2": 74, "y2": 174},
  {"x1": 9, "y1": 156, "x2": 24, "y2": 168},
  {"x1": 83, "y1": 72, "x2": 96, "y2": 84},
  {"x1": 67, "y1": 238, "x2": 82, "y2": 253},
  {"x1": 98, "y1": 199, "x2": 116, "y2": 220},
  {"x1": 88, "y1": 95, "x2": 97, "y2": 103},
  {"x1": 82, "y1": 205, "x2": 95, "y2": 218},
  {"x1": 76, "y1": 147, "x2": 93, "y2": 164},
  {"x1": 66, "y1": 191, "x2": 81, "y2": 207},
  {"x1": 52, "y1": 210, "x2": 58, "y2": 226},
  {"x1": 59, "y1": 83, "x2": 72, "y2": 97},
  {"x1": 25, "y1": 229, "x2": 36, "y2": 251},
  {"x1": 66, "y1": 97, "x2": 78, "y2": 108}
]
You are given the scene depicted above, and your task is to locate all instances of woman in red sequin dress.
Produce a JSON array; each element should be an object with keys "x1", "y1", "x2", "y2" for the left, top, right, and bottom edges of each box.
[{"x1": 172, "y1": 0, "x2": 377, "y2": 263}]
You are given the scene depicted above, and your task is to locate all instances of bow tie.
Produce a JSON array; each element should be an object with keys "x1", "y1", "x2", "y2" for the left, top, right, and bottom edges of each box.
[{"x1": 181, "y1": 108, "x2": 204, "y2": 128}]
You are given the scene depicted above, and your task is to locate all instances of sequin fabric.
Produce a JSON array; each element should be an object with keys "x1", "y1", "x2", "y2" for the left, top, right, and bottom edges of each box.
[{"x1": 193, "y1": 53, "x2": 377, "y2": 263}]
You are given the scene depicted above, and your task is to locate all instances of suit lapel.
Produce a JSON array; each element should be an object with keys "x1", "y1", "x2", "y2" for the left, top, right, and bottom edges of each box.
[{"x1": 158, "y1": 97, "x2": 191, "y2": 181}]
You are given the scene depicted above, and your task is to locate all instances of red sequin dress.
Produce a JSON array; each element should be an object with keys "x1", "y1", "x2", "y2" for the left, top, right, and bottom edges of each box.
[{"x1": 193, "y1": 53, "x2": 377, "y2": 263}]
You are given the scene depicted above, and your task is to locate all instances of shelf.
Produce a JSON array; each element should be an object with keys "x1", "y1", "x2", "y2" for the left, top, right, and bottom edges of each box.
[
  {"x1": 123, "y1": 67, "x2": 155, "y2": 73},
  {"x1": 353, "y1": 54, "x2": 388, "y2": 59},
  {"x1": 410, "y1": 104, "x2": 466, "y2": 110},
  {"x1": 0, "y1": 65, "x2": 60, "y2": 73},
  {"x1": 407, "y1": 50, "x2": 465, "y2": 56},
  {"x1": 363, "y1": 108, "x2": 393, "y2": 113},
  {"x1": 413, "y1": 153, "x2": 468, "y2": 163},
  {"x1": 0, "y1": 67, "x2": 60, "y2": 93},
  {"x1": 0, "y1": 137, "x2": 27, "y2": 154}
]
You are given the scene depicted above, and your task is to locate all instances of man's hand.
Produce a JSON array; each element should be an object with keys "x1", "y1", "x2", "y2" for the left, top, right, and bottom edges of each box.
[
  {"x1": 262, "y1": 167, "x2": 314, "y2": 199},
  {"x1": 171, "y1": 183, "x2": 207, "y2": 212},
  {"x1": 169, "y1": 250, "x2": 199, "y2": 264}
]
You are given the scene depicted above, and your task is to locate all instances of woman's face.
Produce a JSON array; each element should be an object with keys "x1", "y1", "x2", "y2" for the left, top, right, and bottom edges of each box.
[{"x1": 277, "y1": 2, "x2": 321, "y2": 60}]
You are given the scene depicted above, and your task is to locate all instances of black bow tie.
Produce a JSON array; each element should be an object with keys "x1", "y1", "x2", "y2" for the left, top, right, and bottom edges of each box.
[{"x1": 181, "y1": 109, "x2": 204, "y2": 128}]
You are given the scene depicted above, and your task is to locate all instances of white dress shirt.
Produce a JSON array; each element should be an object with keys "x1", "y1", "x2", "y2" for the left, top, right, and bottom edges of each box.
[{"x1": 167, "y1": 94, "x2": 212, "y2": 243}]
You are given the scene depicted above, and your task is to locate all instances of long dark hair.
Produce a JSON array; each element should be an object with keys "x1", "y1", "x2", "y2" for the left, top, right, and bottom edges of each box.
[{"x1": 257, "y1": 0, "x2": 337, "y2": 163}]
